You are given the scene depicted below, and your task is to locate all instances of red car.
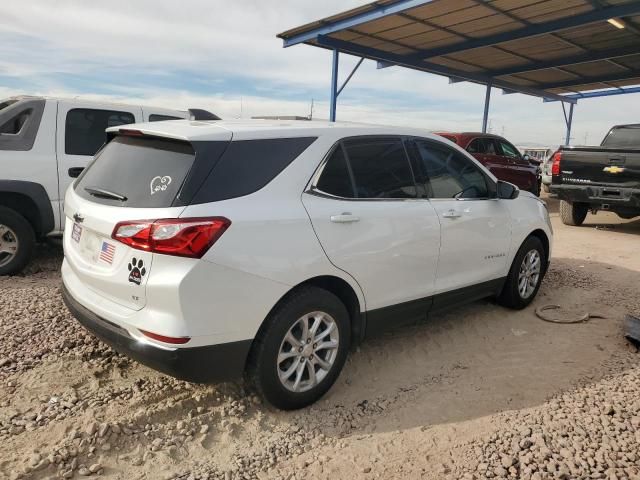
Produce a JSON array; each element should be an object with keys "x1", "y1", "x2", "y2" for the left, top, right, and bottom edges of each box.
[{"x1": 436, "y1": 132, "x2": 540, "y2": 196}]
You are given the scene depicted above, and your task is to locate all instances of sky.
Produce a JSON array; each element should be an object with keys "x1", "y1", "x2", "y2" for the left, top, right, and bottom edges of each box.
[{"x1": 1, "y1": 0, "x2": 639, "y2": 147}]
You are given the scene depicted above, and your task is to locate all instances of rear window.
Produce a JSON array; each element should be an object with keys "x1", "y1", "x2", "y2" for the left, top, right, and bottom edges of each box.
[
  {"x1": 66, "y1": 108, "x2": 136, "y2": 156},
  {"x1": 190, "y1": 137, "x2": 317, "y2": 204},
  {"x1": 149, "y1": 114, "x2": 183, "y2": 122},
  {"x1": 602, "y1": 126, "x2": 640, "y2": 148},
  {"x1": 75, "y1": 136, "x2": 195, "y2": 208}
]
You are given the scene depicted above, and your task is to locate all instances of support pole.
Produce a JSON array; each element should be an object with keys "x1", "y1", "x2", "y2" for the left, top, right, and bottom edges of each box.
[
  {"x1": 329, "y1": 49, "x2": 339, "y2": 122},
  {"x1": 482, "y1": 82, "x2": 492, "y2": 133},
  {"x1": 564, "y1": 102, "x2": 575, "y2": 145},
  {"x1": 337, "y1": 57, "x2": 364, "y2": 97}
]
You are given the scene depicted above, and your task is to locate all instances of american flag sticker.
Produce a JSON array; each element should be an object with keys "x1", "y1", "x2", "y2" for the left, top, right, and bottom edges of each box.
[{"x1": 99, "y1": 241, "x2": 116, "y2": 265}]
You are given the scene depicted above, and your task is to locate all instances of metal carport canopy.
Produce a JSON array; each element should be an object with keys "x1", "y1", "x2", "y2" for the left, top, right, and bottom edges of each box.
[{"x1": 278, "y1": 0, "x2": 640, "y2": 144}]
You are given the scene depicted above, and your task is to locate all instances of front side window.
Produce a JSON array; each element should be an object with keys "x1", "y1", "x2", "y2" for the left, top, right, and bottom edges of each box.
[
  {"x1": 409, "y1": 139, "x2": 490, "y2": 199},
  {"x1": 65, "y1": 109, "x2": 135, "y2": 156},
  {"x1": 499, "y1": 141, "x2": 520, "y2": 159},
  {"x1": 343, "y1": 137, "x2": 415, "y2": 199}
]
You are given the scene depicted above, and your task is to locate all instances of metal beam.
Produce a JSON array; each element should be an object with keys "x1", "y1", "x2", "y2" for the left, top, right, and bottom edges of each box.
[
  {"x1": 563, "y1": 103, "x2": 575, "y2": 145},
  {"x1": 398, "y1": 3, "x2": 640, "y2": 62},
  {"x1": 316, "y1": 35, "x2": 577, "y2": 103},
  {"x1": 544, "y1": 86, "x2": 640, "y2": 101},
  {"x1": 535, "y1": 70, "x2": 640, "y2": 90},
  {"x1": 279, "y1": 0, "x2": 435, "y2": 47},
  {"x1": 482, "y1": 83, "x2": 492, "y2": 133},
  {"x1": 329, "y1": 49, "x2": 339, "y2": 122},
  {"x1": 484, "y1": 45, "x2": 640, "y2": 78},
  {"x1": 337, "y1": 57, "x2": 364, "y2": 97}
]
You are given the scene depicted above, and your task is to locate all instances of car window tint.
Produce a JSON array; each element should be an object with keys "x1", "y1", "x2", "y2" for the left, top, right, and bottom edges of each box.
[
  {"x1": 0, "y1": 109, "x2": 31, "y2": 134},
  {"x1": 149, "y1": 114, "x2": 183, "y2": 122},
  {"x1": 411, "y1": 140, "x2": 489, "y2": 199},
  {"x1": 485, "y1": 138, "x2": 499, "y2": 155},
  {"x1": 316, "y1": 146, "x2": 355, "y2": 198},
  {"x1": 500, "y1": 141, "x2": 520, "y2": 159},
  {"x1": 65, "y1": 109, "x2": 136, "y2": 156},
  {"x1": 467, "y1": 138, "x2": 484, "y2": 154},
  {"x1": 343, "y1": 137, "x2": 415, "y2": 199}
]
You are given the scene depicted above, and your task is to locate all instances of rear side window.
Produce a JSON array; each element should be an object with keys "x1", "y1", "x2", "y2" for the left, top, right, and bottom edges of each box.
[
  {"x1": 343, "y1": 137, "x2": 415, "y2": 199},
  {"x1": 190, "y1": 137, "x2": 317, "y2": 204},
  {"x1": 75, "y1": 136, "x2": 195, "y2": 208},
  {"x1": 65, "y1": 109, "x2": 136, "y2": 156},
  {"x1": 316, "y1": 146, "x2": 355, "y2": 198},
  {"x1": 0, "y1": 109, "x2": 30, "y2": 134},
  {"x1": 149, "y1": 114, "x2": 183, "y2": 122}
]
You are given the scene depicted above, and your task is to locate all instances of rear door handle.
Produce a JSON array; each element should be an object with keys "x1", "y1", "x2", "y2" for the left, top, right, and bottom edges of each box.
[
  {"x1": 330, "y1": 213, "x2": 360, "y2": 223},
  {"x1": 68, "y1": 167, "x2": 85, "y2": 178},
  {"x1": 442, "y1": 209, "x2": 462, "y2": 219}
]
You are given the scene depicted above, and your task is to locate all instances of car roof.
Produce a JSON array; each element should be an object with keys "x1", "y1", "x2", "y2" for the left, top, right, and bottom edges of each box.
[
  {"x1": 107, "y1": 119, "x2": 447, "y2": 142},
  {"x1": 4, "y1": 95, "x2": 186, "y2": 113}
]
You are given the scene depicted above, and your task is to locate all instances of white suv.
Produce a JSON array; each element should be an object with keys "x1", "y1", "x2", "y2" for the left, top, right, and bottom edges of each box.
[{"x1": 62, "y1": 120, "x2": 552, "y2": 409}]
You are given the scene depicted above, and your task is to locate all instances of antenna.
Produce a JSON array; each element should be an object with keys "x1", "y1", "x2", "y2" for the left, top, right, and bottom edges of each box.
[{"x1": 309, "y1": 99, "x2": 314, "y2": 120}]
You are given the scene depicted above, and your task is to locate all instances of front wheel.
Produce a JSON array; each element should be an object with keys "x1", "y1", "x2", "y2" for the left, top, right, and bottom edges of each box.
[
  {"x1": 498, "y1": 236, "x2": 546, "y2": 310},
  {"x1": 247, "y1": 286, "x2": 350, "y2": 410}
]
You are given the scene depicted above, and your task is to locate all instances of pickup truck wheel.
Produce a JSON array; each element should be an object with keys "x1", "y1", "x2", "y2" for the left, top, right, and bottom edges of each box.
[
  {"x1": 498, "y1": 236, "x2": 546, "y2": 310},
  {"x1": 559, "y1": 200, "x2": 588, "y2": 226},
  {"x1": 0, "y1": 206, "x2": 35, "y2": 276},
  {"x1": 247, "y1": 286, "x2": 350, "y2": 410}
]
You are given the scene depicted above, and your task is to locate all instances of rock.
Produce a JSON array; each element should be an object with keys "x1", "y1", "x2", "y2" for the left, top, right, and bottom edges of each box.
[{"x1": 89, "y1": 463, "x2": 102, "y2": 473}]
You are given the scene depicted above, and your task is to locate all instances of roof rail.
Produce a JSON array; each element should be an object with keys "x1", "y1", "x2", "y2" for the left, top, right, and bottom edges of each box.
[{"x1": 188, "y1": 109, "x2": 221, "y2": 121}]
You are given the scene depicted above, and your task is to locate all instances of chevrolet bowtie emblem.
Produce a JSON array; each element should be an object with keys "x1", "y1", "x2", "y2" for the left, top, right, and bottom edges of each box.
[{"x1": 603, "y1": 166, "x2": 625, "y2": 174}]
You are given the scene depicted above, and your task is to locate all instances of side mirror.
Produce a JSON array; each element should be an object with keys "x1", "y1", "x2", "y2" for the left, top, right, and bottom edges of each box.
[
  {"x1": 522, "y1": 154, "x2": 530, "y2": 162},
  {"x1": 497, "y1": 180, "x2": 519, "y2": 200}
]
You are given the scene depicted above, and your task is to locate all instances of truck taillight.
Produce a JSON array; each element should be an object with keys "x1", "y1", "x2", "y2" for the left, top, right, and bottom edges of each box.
[
  {"x1": 112, "y1": 217, "x2": 231, "y2": 258},
  {"x1": 551, "y1": 152, "x2": 562, "y2": 175}
]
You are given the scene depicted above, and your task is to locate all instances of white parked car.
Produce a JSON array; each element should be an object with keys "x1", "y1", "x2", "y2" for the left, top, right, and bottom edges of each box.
[
  {"x1": 62, "y1": 120, "x2": 553, "y2": 409},
  {"x1": 0, "y1": 96, "x2": 188, "y2": 275}
]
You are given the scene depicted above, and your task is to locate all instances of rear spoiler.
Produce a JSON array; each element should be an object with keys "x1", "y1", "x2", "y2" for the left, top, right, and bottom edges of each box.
[{"x1": 188, "y1": 109, "x2": 221, "y2": 121}]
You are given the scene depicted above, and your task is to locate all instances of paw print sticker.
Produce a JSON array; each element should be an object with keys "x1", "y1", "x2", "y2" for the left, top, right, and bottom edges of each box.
[{"x1": 127, "y1": 257, "x2": 146, "y2": 285}]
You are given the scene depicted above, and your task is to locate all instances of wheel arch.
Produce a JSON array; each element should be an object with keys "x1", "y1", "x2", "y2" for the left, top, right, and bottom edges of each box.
[
  {"x1": 529, "y1": 228, "x2": 550, "y2": 272},
  {"x1": 253, "y1": 275, "x2": 365, "y2": 351},
  {"x1": 0, "y1": 180, "x2": 54, "y2": 237}
]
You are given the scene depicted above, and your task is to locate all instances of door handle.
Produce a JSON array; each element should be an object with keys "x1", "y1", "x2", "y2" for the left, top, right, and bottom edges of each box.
[
  {"x1": 442, "y1": 209, "x2": 462, "y2": 219},
  {"x1": 330, "y1": 213, "x2": 360, "y2": 223},
  {"x1": 68, "y1": 167, "x2": 85, "y2": 178}
]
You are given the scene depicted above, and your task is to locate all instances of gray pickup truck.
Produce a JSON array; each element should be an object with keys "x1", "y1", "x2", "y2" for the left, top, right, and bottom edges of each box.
[{"x1": 551, "y1": 124, "x2": 640, "y2": 226}]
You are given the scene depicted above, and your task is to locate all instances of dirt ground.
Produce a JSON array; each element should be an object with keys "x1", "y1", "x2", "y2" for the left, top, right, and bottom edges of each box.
[{"x1": 1, "y1": 193, "x2": 639, "y2": 480}]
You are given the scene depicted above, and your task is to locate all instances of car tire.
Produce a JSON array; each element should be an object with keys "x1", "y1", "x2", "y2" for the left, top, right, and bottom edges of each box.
[
  {"x1": 559, "y1": 200, "x2": 588, "y2": 226},
  {"x1": 0, "y1": 206, "x2": 35, "y2": 276},
  {"x1": 497, "y1": 235, "x2": 546, "y2": 310},
  {"x1": 247, "y1": 286, "x2": 351, "y2": 410}
]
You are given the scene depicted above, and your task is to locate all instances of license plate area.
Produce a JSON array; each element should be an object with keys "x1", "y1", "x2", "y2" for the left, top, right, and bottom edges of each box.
[{"x1": 71, "y1": 223, "x2": 83, "y2": 243}]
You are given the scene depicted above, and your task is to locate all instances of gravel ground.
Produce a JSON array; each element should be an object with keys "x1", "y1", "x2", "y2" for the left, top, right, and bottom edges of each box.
[{"x1": 1, "y1": 201, "x2": 639, "y2": 480}]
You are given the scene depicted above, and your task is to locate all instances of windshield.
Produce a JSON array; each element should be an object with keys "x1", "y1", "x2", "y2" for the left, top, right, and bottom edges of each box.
[{"x1": 601, "y1": 125, "x2": 640, "y2": 148}]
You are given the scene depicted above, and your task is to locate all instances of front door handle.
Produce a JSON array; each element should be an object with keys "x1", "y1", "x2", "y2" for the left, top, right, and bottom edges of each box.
[
  {"x1": 330, "y1": 213, "x2": 360, "y2": 223},
  {"x1": 442, "y1": 209, "x2": 462, "y2": 219}
]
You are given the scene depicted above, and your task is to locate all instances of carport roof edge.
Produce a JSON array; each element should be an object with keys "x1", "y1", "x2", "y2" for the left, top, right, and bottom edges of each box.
[{"x1": 278, "y1": 0, "x2": 640, "y2": 104}]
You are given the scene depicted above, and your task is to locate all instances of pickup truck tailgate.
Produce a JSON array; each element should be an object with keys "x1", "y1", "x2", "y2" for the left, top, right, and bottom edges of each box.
[{"x1": 558, "y1": 148, "x2": 640, "y2": 189}]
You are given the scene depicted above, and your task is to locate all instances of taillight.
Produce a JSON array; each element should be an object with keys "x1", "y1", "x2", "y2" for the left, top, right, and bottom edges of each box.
[
  {"x1": 139, "y1": 329, "x2": 190, "y2": 345},
  {"x1": 551, "y1": 152, "x2": 562, "y2": 175},
  {"x1": 112, "y1": 217, "x2": 230, "y2": 258}
]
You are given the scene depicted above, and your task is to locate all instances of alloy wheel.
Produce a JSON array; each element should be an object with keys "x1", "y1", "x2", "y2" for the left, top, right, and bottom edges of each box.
[
  {"x1": 0, "y1": 224, "x2": 19, "y2": 268},
  {"x1": 518, "y1": 249, "x2": 541, "y2": 299},
  {"x1": 277, "y1": 311, "x2": 340, "y2": 393}
]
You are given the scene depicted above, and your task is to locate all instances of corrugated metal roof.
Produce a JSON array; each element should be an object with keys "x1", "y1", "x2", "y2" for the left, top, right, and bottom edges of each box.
[{"x1": 278, "y1": 0, "x2": 640, "y2": 101}]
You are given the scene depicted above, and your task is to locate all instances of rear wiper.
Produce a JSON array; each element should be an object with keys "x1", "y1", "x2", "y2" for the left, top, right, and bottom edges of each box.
[{"x1": 84, "y1": 186, "x2": 128, "y2": 202}]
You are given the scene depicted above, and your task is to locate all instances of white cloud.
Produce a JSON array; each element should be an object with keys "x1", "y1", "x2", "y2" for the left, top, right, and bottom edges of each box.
[{"x1": 1, "y1": 0, "x2": 639, "y2": 146}]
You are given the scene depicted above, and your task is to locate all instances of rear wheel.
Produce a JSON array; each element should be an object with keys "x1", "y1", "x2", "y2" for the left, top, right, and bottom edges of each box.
[
  {"x1": 247, "y1": 286, "x2": 350, "y2": 410},
  {"x1": 0, "y1": 206, "x2": 35, "y2": 276},
  {"x1": 498, "y1": 236, "x2": 546, "y2": 310},
  {"x1": 559, "y1": 200, "x2": 588, "y2": 226}
]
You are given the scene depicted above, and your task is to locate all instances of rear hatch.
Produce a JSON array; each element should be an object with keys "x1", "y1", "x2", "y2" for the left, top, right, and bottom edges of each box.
[{"x1": 64, "y1": 131, "x2": 230, "y2": 310}]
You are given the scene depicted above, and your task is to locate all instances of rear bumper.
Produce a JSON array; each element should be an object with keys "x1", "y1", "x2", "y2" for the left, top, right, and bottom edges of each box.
[
  {"x1": 550, "y1": 184, "x2": 640, "y2": 210},
  {"x1": 62, "y1": 283, "x2": 252, "y2": 383}
]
